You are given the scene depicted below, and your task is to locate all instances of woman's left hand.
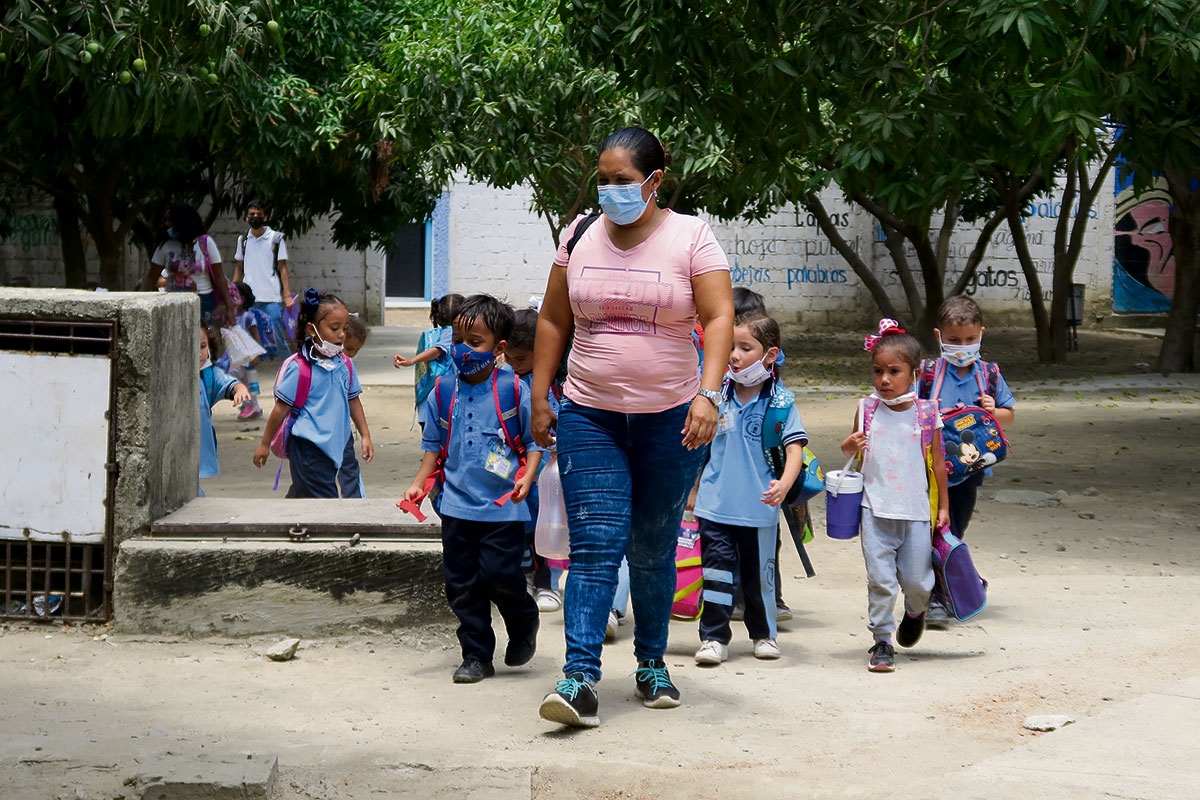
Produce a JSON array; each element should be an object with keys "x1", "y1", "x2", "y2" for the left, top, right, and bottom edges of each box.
[{"x1": 681, "y1": 396, "x2": 718, "y2": 450}]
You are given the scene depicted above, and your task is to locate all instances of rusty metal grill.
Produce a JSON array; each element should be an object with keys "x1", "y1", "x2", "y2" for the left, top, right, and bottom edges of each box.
[
  {"x1": 0, "y1": 316, "x2": 117, "y2": 623},
  {"x1": 0, "y1": 318, "x2": 117, "y2": 356},
  {"x1": 0, "y1": 542, "x2": 109, "y2": 622}
]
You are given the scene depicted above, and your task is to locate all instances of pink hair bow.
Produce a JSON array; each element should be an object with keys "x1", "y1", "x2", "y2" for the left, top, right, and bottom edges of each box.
[{"x1": 863, "y1": 318, "x2": 906, "y2": 352}]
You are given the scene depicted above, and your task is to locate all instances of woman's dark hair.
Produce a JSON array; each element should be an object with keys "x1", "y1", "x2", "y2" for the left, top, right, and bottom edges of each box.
[
  {"x1": 168, "y1": 203, "x2": 206, "y2": 244},
  {"x1": 600, "y1": 127, "x2": 669, "y2": 177},
  {"x1": 234, "y1": 281, "x2": 254, "y2": 309},
  {"x1": 732, "y1": 287, "x2": 768, "y2": 317},
  {"x1": 430, "y1": 293, "x2": 465, "y2": 328},
  {"x1": 456, "y1": 294, "x2": 515, "y2": 343},
  {"x1": 509, "y1": 307, "x2": 539, "y2": 351},
  {"x1": 296, "y1": 288, "x2": 346, "y2": 349},
  {"x1": 873, "y1": 333, "x2": 923, "y2": 372}
]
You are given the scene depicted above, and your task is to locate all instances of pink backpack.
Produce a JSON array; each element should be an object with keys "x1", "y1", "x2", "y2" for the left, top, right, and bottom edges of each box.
[
  {"x1": 670, "y1": 516, "x2": 703, "y2": 621},
  {"x1": 269, "y1": 352, "x2": 356, "y2": 459}
]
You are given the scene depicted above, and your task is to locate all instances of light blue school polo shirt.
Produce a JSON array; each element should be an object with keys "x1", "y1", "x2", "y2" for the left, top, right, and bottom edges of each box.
[
  {"x1": 923, "y1": 358, "x2": 1015, "y2": 486},
  {"x1": 199, "y1": 363, "x2": 239, "y2": 478},
  {"x1": 693, "y1": 382, "x2": 807, "y2": 528},
  {"x1": 419, "y1": 369, "x2": 541, "y2": 523},
  {"x1": 275, "y1": 342, "x2": 361, "y2": 469}
]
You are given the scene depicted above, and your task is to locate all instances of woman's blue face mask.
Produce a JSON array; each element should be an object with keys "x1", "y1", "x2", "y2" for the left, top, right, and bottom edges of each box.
[{"x1": 597, "y1": 173, "x2": 655, "y2": 226}]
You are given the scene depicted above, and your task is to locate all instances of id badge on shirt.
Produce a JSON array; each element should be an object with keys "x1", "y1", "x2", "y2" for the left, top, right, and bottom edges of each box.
[
  {"x1": 716, "y1": 411, "x2": 735, "y2": 436},
  {"x1": 484, "y1": 436, "x2": 514, "y2": 479}
]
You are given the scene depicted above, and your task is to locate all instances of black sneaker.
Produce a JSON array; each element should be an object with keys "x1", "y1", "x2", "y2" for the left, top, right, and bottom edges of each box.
[
  {"x1": 775, "y1": 601, "x2": 793, "y2": 622},
  {"x1": 896, "y1": 611, "x2": 926, "y2": 648},
  {"x1": 634, "y1": 659, "x2": 681, "y2": 708},
  {"x1": 539, "y1": 673, "x2": 600, "y2": 728},
  {"x1": 868, "y1": 641, "x2": 895, "y2": 673},
  {"x1": 452, "y1": 659, "x2": 495, "y2": 683},
  {"x1": 504, "y1": 617, "x2": 539, "y2": 667}
]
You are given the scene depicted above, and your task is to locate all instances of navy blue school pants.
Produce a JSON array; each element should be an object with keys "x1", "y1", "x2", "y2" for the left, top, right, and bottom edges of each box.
[{"x1": 440, "y1": 515, "x2": 539, "y2": 663}]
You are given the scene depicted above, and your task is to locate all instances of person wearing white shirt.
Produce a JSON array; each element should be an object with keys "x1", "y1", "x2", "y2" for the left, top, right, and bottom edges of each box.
[{"x1": 233, "y1": 200, "x2": 293, "y2": 356}]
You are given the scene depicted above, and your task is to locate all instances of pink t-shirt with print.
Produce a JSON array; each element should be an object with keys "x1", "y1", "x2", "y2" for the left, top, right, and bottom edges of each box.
[{"x1": 553, "y1": 211, "x2": 730, "y2": 414}]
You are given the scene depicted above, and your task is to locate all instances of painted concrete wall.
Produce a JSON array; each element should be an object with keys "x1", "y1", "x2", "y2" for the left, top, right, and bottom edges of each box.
[
  {"x1": 0, "y1": 208, "x2": 386, "y2": 324},
  {"x1": 1, "y1": 180, "x2": 1118, "y2": 330},
  {"x1": 0, "y1": 289, "x2": 197, "y2": 543},
  {"x1": 441, "y1": 181, "x2": 1117, "y2": 329}
]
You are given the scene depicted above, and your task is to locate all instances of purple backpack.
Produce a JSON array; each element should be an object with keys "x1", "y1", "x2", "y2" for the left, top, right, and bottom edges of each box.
[{"x1": 931, "y1": 527, "x2": 988, "y2": 620}]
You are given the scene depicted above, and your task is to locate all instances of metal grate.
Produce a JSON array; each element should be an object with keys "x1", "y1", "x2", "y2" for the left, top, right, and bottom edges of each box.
[
  {"x1": 0, "y1": 317, "x2": 117, "y2": 623},
  {"x1": 0, "y1": 542, "x2": 109, "y2": 622},
  {"x1": 0, "y1": 319, "x2": 117, "y2": 356}
]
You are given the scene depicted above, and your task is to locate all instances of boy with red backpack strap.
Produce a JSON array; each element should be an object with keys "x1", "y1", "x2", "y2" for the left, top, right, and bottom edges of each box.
[{"x1": 401, "y1": 294, "x2": 544, "y2": 685}]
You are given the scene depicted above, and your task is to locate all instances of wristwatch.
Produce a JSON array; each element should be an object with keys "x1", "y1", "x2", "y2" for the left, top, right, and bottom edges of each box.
[{"x1": 696, "y1": 388, "x2": 723, "y2": 409}]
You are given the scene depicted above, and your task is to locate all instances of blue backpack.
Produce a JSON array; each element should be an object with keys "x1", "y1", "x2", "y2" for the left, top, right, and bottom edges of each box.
[
  {"x1": 414, "y1": 326, "x2": 454, "y2": 405},
  {"x1": 761, "y1": 385, "x2": 823, "y2": 507},
  {"x1": 426, "y1": 369, "x2": 528, "y2": 507}
]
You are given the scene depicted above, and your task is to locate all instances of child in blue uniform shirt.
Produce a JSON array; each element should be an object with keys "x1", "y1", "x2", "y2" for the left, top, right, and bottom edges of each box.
[
  {"x1": 199, "y1": 325, "x2": 250, "y2": 490},
  {"x1": 252, "y1": 289, "x2": 374, "y2": 497},
  {"x1": 403, "y1": 294, "x2": 544, "y2": 684},
  {"x1": 919, "y1": 295, "x2": 1015, "y2": 626},
  {"x1": 692, "y1": 312, "x2": 806, "y2": 665}
]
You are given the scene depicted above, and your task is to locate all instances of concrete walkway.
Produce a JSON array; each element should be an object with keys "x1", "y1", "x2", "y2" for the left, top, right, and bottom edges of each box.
[{"x1": 910, "y1": 672, "x2": 1200, "y2": 799}]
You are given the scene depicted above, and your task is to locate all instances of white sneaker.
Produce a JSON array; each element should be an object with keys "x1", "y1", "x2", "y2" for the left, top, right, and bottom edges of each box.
[
  {"x1": 753, "y1": 638, "x2": 781, "y2": 660},
  {"x1": 536, "y1": 589, "x2": 562, "y2": 613},
  {"x1": 605, "y1": 609, "x2": 619, "y2": 641},
  {"x1": 694, "y1": 640, "x2": 728, "y2": 665}
]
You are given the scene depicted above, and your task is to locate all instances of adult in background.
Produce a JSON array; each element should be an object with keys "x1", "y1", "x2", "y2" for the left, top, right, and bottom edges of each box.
[
  {"x1": 233, "y1": 199, "x2": 293, "y2": 357},
  {"x1": 531, "y1": 126, "x2": 734, "y2": 728},
  {"x1": 140, "y1": 203, "x2": 234, "y2": 326}
]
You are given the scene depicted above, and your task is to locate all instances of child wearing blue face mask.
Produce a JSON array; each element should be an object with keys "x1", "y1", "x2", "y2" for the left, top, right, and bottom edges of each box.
[
  {"x1": 404, "y1": 294, "x2": 544, "y2": 684},
  {"x1": 252, "y1": 289, "x2": 374, "y2": 498},
  {"x1": 692, "y1": 312, "x2": 807, "y2": 666}
]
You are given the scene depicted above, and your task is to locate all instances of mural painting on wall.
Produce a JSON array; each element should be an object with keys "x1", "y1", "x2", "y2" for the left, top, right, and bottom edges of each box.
[{"x1": 1113, "y1": 169, "x2": 1174, "y2": 313}]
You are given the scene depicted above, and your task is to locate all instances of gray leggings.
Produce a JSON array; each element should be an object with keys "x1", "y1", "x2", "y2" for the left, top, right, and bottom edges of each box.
[{"x1": 860, "y1": 510, "x2": 935, "y2": 641}]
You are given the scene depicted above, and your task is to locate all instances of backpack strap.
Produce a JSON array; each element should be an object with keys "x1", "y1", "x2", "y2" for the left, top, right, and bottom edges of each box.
[
  {"x1": 914, "y1": 398, "x2": 938, "y2": 449},
  {"x1": 565, "y1": 212, "x2": 601, "y2": 260},
  {"x1": 274, "y1": 352, "x2": 311, "y2": 414},
  {"x1": 918, "y1": 358, "x2": 937, "y2": 400},
  {"x1": 271, "y1": 231, "x2": 283, "y2": 277},
  {"x1": 492, "y1": 369, "x2": 527, "y2": 459}
]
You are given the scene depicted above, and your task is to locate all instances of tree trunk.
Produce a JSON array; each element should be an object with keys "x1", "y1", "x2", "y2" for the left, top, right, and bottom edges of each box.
[
  {"x1": 1157, "y1": 163, "x2": 1200, "y2": 373},
  {"x1": 53, "y1": 194, "x2": 88, "y2": 289},
  {"x1": 1002, "y1": 189, "x2": 1052, "y2": 362}
]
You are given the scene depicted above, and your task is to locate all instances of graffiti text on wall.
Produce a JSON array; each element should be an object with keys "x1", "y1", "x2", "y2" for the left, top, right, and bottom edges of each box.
[
  {"x1": 0, "y1": 215, "x2": 60, "y2": 253},
  {"x1": 730, "y1": 257, "x2": 852, "y2": 291}
]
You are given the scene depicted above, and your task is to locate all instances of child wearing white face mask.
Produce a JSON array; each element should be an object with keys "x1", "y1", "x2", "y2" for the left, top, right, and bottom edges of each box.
[
  {"x1": 919, "y1": 296, "x2": 1016, "y2": 540},
  {"x1": 692, "y1": 312, "x2": 807, "y2": 666},
  {"x1": 841, "y1": 320, "x2": 950, "y2": 672},
  {"x1": 252, "y1": 288, "x2": 374, "y2": 497},
  {"x1": 917, "y1": 295, "x2": 1015, "y2": 626}
]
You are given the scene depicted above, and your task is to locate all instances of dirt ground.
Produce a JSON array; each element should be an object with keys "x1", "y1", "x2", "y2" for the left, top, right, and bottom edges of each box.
[{"x1": 3, "y1": 328, "x2": 1199, "y2": 799}]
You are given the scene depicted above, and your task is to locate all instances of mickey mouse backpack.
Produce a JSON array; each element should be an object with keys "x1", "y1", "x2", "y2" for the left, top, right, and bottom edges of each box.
[{"x1": 919, "y1": 358, "x2": 1010, "y2": 483}]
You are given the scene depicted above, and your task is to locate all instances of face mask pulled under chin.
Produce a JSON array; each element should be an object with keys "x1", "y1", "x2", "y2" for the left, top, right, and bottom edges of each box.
[
  {"x1": 309, "y1": 329, "x2": 344, "y2": 358},
  {"x1": 726, "y1": 357, "x2": 773, "y2": 387},
  {"x1": 872, "y1": 390, "x2": 917, "y2": 407}
]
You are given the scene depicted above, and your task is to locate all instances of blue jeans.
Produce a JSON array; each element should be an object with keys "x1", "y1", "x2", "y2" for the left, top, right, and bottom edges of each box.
[
  {"x1": 254, "y1": 301, "x2": 294, "y2": 358},
  {"x1": 556, "y1": 399, "x2": 707, "y2": 683}
]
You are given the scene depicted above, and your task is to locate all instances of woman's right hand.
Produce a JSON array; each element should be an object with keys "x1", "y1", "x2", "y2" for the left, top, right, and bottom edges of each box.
[{"x1": 531, "y1": 396, "x2": 557, "y2": 449}]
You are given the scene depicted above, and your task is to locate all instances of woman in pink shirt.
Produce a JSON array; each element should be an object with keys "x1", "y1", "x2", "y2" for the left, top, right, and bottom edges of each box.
[{"x1": 531, "y1": 127, "x2": 734, "y2": 728}]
